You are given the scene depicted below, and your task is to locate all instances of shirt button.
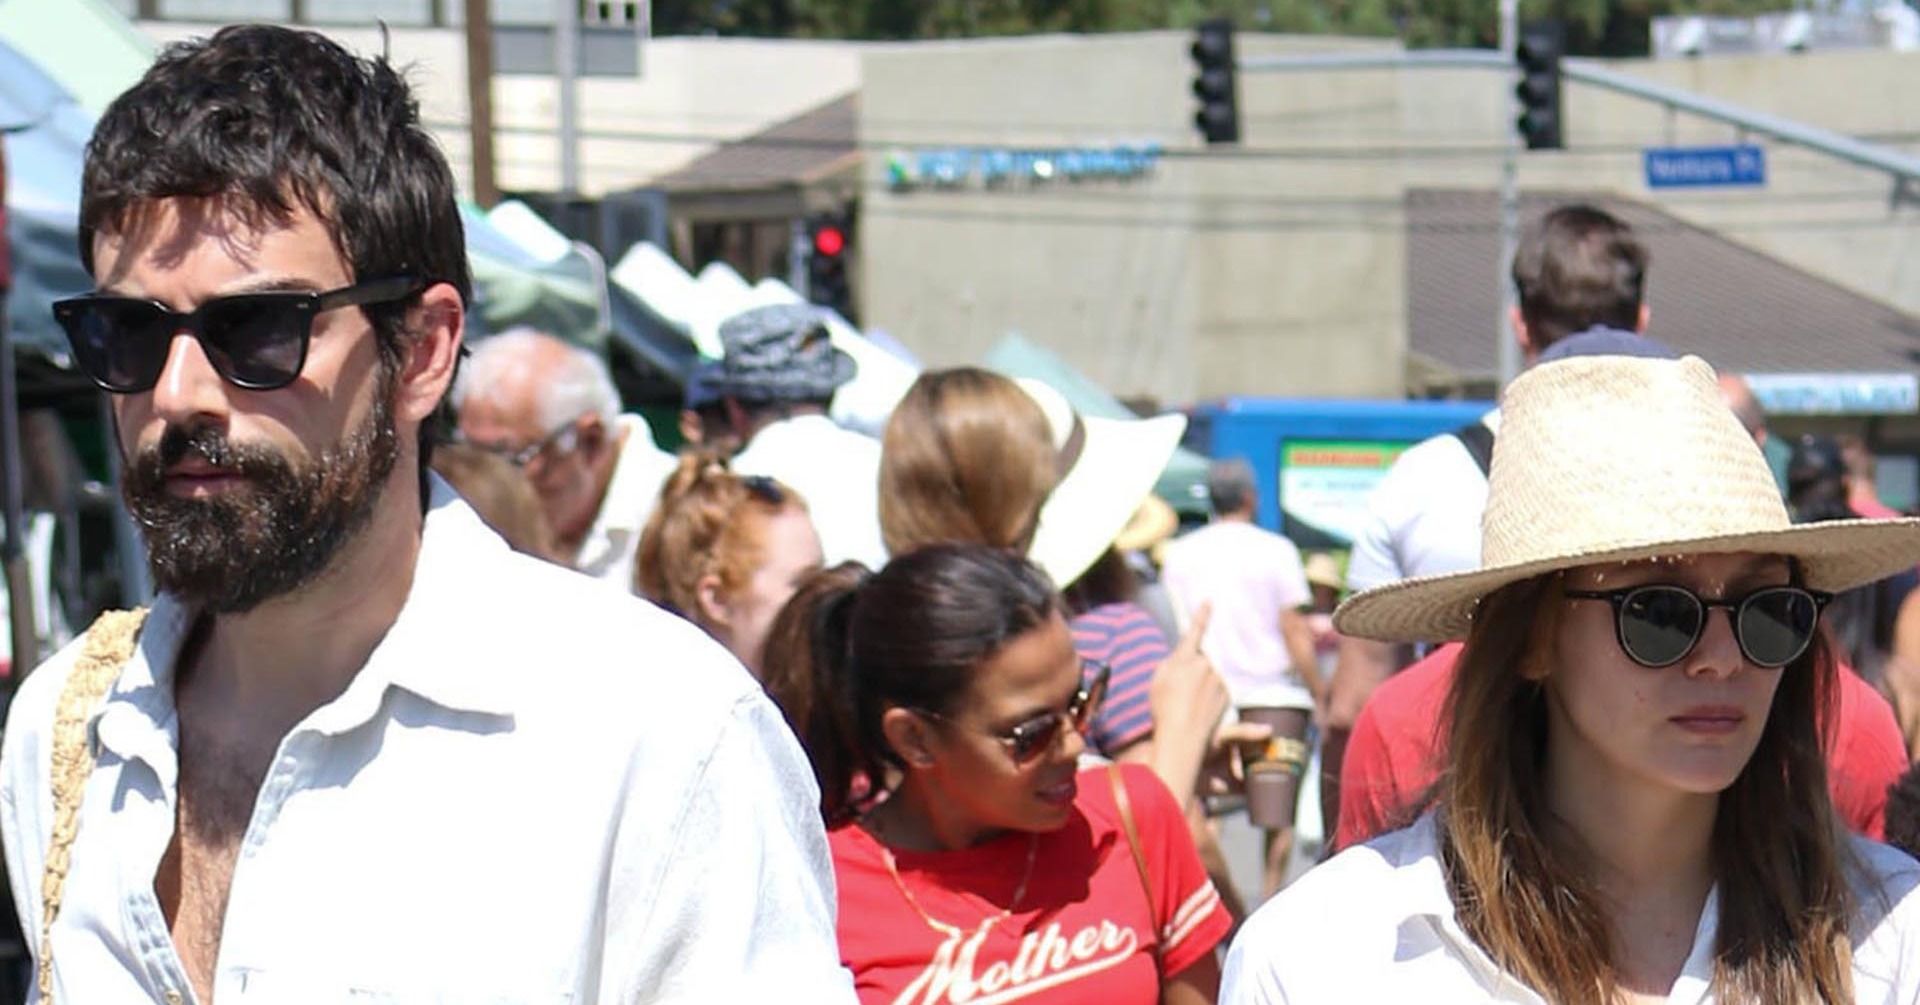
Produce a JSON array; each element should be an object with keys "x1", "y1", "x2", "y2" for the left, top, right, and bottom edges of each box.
[{"x1": 165, "y1": 992, "x2": 182, "y2": 1005}]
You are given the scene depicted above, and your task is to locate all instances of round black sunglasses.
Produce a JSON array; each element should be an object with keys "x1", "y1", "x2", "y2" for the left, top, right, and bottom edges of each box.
[
  {"x1": 53, "y1": 276, "x2": 423, "y2": 394},
  {"x1": 1563, "y1": 583, "x2": 1832, "y2": 669}
]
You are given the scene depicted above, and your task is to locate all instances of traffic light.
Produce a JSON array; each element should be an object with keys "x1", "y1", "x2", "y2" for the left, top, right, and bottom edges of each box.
[
  {"x1": 805, "y1": 211, "x2": 854, "y2": 321},
  {"x1": 1515, "y1": 20, "x2": 1565, "y2": 151},
  {"x1": 1190, "y1": 18, "x2": 1240, "y2": 146}
]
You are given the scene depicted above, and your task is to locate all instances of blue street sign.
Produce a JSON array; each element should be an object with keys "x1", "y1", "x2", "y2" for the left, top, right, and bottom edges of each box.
[{"x1": 1643, "y1": 144, "x2": 1767, "y2": 189}]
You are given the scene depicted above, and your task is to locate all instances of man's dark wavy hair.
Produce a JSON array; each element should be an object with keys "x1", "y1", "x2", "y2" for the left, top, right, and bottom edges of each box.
[{"x1": 78, "y1": 24, "x2": 472, "y2": 471}]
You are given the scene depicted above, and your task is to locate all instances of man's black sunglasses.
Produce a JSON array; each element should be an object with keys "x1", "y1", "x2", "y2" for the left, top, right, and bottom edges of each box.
[
  {"x1": 918, "y1": 660, "x2": 1111, "y2": 764},
  {"x1": 53, "y1": 276, "x2": 423, "y2": 394},
  {"x1": 1564, "y1": 583, "x2": 1832, "y2": 669}
]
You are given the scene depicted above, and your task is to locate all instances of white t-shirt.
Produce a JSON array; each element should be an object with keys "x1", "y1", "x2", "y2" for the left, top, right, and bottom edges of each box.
[
  {"x1": 575, "y1": 413, "x2": 678, "y2": 589},
  {"x1": 0, "y1": 481, "x2": 856, "y2": 1003},
  {"x1": 1344, "y1": 411, "x2": 1500, "y2": 593},
  {"x1": 1160, "y1": 520, "x2": 1314, "y2": 709},
  {"x1": 1222, "y1": 812, "x2": 1920, "y2": 1004},
  {"x1": 731, "y1": 413, "x2": 887, "y2": 570}
]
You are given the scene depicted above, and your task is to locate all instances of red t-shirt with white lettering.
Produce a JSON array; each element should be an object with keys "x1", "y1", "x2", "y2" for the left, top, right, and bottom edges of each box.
[{"x1": 831, "y1": 763, "x2": 1229, "y2": 1005}]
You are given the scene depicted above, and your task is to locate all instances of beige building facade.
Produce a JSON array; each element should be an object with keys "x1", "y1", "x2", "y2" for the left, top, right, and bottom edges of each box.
[
  {"x1": 131, "y1": 22, "x2": 1920, "y2": 404},
  {"x1": 859, "y1": 33, "x2": 1920, "y2": 403}
]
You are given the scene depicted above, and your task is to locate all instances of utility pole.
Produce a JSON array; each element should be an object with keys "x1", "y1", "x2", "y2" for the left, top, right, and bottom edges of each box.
[
  {"x1": 555, "y1": 0, "x2": 581, "y2": 195},
  {"x1": 464, "y1": 0, "x2": 500, "y2": 206},
  {"x1": 0, "y1": 318, "x2": 34, "y2": 677},
  {"x1": 1497, "y1": 0, "x2": 1521, "y2": 389}
]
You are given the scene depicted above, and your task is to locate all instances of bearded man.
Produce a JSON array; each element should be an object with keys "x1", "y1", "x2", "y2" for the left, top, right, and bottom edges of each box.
[{"x1": 0, "y1": 25, "x2": 850, "y2": 1004}]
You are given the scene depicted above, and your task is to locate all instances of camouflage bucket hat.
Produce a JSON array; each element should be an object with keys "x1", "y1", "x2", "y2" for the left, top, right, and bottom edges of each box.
[{"x1": 709, "y1": 304, "x2": 857, "y2": 403}]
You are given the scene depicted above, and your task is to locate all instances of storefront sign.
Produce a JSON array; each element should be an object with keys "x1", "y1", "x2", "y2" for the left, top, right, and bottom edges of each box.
[
  {"x1": 1644, "y1": 144, "x2": 1767, "y2": 189},
  {"x1": 886, "y1": 143, "x2": 1163, "y2": 191},
  {"x1": 1277, "y1": 439, "x2": 1411, "y2": 545},
  {"x1": 1744, "y1": 373, "x2": 1920, "y2": 415}
]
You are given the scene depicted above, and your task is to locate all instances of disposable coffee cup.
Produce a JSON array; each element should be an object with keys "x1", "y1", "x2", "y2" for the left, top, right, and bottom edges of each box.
[
  {"x1": 1240, "y1": 706, "x2": 1311, "y2": 830},
  {"x1": 1245, "y1": 762, "x2": 1300, "y2": 830}
]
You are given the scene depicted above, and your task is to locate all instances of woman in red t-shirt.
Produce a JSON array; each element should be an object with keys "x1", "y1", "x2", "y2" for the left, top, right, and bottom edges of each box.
[{"x1": 764, "y1": 544, "x2": 1231, "y2": 1004}]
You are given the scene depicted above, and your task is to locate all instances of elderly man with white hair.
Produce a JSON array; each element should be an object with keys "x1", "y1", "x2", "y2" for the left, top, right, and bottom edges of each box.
[{"x1": 453, "y1": 328, "x2": 676, "y2": 587}]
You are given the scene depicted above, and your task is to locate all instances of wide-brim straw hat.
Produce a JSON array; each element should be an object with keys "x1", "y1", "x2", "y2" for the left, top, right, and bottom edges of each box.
[
  {"x1": 1303, "y1": 552, "x2": 1344, "y2": 593},
  {"x1": 1018, "y1": 378, "x2": 1187, "y2": 588},
  {"x1": 1115, "y1": 495, "x2": 1180, "y2": 554},
  {"x1": 1335, "y1": 355, "x2": 1920, "y2": 643}
]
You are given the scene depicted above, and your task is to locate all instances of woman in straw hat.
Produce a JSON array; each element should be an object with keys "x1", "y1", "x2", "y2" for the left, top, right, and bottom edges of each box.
[{"x1": 1221, "y1": 355, "x2": 1920, "y2": 1004}]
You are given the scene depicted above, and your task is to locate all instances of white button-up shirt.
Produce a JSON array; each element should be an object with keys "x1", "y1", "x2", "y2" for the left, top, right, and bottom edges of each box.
[
  {"x1": 1223, "y1": 813, "x2": 1920, "y2": 1004},
  {"x1": 0, "y1": 481, "x2": 854, "y2": 1003},
  {"x1": 730, "y1": 414, "x2": 886, "y2": 570},
  {"x1": 575, "y1": 414, "x2": 679, "y2": 589}
]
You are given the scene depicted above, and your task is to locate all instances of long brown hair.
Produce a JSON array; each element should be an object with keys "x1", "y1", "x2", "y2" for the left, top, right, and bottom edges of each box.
[
  {"x1": 878, "y1": 368, "x2": 1057, "y2": 558},
  {"x1": 1439, "y1": 571, "x2": 1855, "y2": 1004}
]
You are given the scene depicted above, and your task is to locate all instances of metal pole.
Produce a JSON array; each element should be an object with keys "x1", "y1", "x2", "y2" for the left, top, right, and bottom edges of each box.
[
  {"x1": 1496, "y1": 0, "x2": 1520, "y2": 388},
  {"x1": 0, "y1": 307, "x2": 37, "y2": 676},
  {"x1": 464, "y1": 0, "x2": 500, "y2": 206},
  {"x1": 554, "y1": 0, "x2": 581, "y2": 195},
  {"x1": 1238, "y1": 49, "x2": 1508, "y2": 72},
  {"x1": 101, "y1": 396, "x2": 151, "y2": 607},
  {"x1": 1562, "y1": 57, "x2": 1920, "y2": 183},
  {"x1": 788, "y1": 218, "x2": 809, "y2": 294}
]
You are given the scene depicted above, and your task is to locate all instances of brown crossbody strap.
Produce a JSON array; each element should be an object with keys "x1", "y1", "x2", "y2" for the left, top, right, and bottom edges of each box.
[
  {"x1": 1106, "y1": 764, "x2": 1162, "y2": 970},
  {"x1": 38, "y1": 607, "x2": 147, "y2": 1003}
]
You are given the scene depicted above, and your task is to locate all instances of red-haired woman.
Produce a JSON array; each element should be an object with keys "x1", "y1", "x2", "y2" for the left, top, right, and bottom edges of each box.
[{"x1": 636, "y1": 450, "x2": 822, "y2": 676}]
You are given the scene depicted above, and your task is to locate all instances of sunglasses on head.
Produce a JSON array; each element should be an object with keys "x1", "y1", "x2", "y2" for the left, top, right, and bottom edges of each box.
[
  {"x1": 53, "y1": 276, "x2": 423, "y2": 394},
  {"x1": 1563, "y1": 582, "x2": 1832, "y2": 669},
  {"x1": 919, "y1": 660, "x2": 1111, "y2": 764},
  {"x1": 741, "y1": 475, "x2": 786, "y2": 505}
]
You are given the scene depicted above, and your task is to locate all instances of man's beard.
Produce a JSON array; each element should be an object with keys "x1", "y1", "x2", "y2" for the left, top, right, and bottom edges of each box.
[{"x1": 121, "y1": 387, "x2": 400, "y2": 614}]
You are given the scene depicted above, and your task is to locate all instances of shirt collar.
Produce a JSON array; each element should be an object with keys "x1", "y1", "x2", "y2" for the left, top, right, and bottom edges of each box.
[
  {"x1": 587, "y1": 415, "x2": 672, "y2": 539},
  {"x1": 750, "y1": 413, "x2": 840, "y2": 447},
  {"x1": 93, "y1": 593, "x2": 195, "y2": 779},
  {"x1": 94, "y1": 480, "x2": 518, "y2": 774},
  {"x1": 1389, "y1": 812, "x2": 1718, "y2": 1004},
  {"x1": 363, "y1": 475, "x2": 522, "y2": 719}
]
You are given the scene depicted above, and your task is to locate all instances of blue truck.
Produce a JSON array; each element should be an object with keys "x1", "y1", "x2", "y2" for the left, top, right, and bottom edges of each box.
[{"x1": 1183, "y1": 397, "x2": 1495, "y2": 552}]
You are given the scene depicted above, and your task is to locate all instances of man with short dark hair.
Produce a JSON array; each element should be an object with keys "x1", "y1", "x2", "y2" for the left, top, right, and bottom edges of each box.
[
  {"x1": 1, "y1": 26, "x2": 849, "y2": 1003},
  {"x1": 1507, "y1": 203, "x2": 1650, "y2": 353},
  {"x1": 1321, "y1": 204, "x2": 1652, "y2": 839}
]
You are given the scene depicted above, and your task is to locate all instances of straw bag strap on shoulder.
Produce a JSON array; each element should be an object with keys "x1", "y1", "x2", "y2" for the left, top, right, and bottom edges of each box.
[
  {"x1": 37, "y1": 607, "x2": 148, "y2": 1003},
  {"x1": 1106, "y1": 764, "x2": 1162, "y2": 969}
]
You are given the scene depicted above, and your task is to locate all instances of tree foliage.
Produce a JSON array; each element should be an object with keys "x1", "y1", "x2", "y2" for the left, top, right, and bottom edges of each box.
[{"x1": 654, "y1": 0, "x2": 1799, "y2": 54}]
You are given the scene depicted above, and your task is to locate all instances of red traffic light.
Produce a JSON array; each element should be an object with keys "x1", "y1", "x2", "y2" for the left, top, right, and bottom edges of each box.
[{"x1": 812, "y1": 225, "x2": 847, "y2": 258}]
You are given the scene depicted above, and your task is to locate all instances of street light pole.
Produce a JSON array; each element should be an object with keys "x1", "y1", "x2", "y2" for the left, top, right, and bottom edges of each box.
[
  {"x1": 1497, "y1": 0, "x2": 1521, "y2": 389},
  {"x1": 464, "y1": 0, "x2": 500, "y2": 206},
  {"x1": 554, "y1": 0, "x2": 581, "y2": 195}
]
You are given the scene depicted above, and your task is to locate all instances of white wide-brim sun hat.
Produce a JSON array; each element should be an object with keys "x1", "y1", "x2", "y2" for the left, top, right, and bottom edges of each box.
[
  {"x1": 1017, "y1": 378, "x2": 1187, "y2": 589},
  {"x1": 1334, "y1": 354, "x2": 1920, "y2": 643}
]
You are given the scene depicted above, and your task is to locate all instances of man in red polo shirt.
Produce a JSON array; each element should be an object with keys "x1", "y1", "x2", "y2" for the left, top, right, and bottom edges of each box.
[{"x1": 1334, "y1": 641, "x2": 1908, "y2": 850}]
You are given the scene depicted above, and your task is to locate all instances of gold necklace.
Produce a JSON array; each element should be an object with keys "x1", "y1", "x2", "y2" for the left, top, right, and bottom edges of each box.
[{"x1": 877, "y1": 830, "x2": 1041, "y2": 941}]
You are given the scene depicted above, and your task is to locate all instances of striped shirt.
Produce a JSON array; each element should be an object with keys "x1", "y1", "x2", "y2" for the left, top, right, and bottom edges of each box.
[{"x1": 1070, "y1": 601, "x2": 1167, "y2": 756}]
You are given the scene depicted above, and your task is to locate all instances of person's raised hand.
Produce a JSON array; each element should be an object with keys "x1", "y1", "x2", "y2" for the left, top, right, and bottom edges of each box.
[{"x1": 1150, "y1": 602, "x2": 1232, "y2": 757}]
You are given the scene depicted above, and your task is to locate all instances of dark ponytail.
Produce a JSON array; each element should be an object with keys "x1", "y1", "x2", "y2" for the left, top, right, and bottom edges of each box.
[{"x1": 760, "y1": 544, "x2": 1059, "y2": 826}]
